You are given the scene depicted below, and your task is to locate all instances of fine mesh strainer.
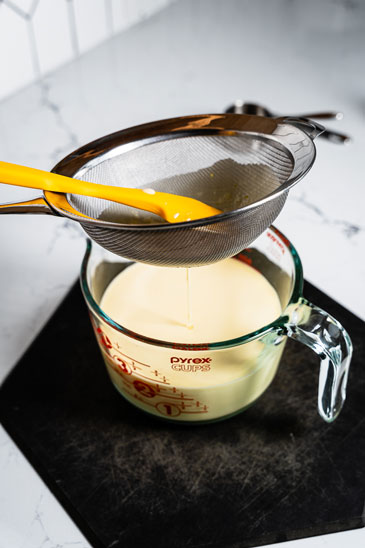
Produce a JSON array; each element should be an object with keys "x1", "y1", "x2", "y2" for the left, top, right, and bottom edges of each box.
[{"x1": 0, "y1": 114, "x2": 323, "y2": 267}]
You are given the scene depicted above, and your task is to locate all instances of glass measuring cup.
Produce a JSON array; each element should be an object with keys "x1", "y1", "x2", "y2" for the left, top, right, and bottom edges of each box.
[{"x1": 80, "y1": 226, "x2": 352, "y2": 424}]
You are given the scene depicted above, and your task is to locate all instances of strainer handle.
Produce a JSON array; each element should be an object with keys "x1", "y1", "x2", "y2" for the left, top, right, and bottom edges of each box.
[
  {"x1": 277, "y1": 116, "x2": 351, "y2": 144},
  {"x1": 284, "y1": 298, "x2": 352, "y2": 422},
  {"x1": 0, "y1": 196, "x2": 54, "y2": 214},
  {"x1": 276, "y1": 116, "x2": 325, "y2": 140}
]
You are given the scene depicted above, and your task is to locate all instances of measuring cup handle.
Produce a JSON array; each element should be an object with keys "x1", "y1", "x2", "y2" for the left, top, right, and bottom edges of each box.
[
  {"x1": 284, "y1": 298, "x2": 353, "y2": 422},
  {"x1": 0, "y1": 196, "x2": 54, "y2": 215}
]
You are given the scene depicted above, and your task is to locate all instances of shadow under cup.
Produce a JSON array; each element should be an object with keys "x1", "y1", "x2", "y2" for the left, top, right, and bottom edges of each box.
[{"x1": 80, "y1": 226, "x2": 352, "y2": 424}]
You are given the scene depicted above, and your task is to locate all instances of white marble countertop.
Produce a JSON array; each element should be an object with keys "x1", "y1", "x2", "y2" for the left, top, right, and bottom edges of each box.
[{"x1": 0, "y1": 0, "x2": 364, "y2": 546}]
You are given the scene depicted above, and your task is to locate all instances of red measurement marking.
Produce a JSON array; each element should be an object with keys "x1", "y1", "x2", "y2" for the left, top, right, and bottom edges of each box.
[
  {"x1": 104, "y1": 354, "x2": 126, "y2": 378},
  {"x1": 98, "y1": 339, "x2": 151, "y2": 369},
  {"x1": 111, "y1": 346, "x2": 150, "y2": 368},
  {"x1": 173, "y1": 387, "x2": 177, "y2": 393},
  {"x1": 154, "y1": 394, "x2": 194, "y2": 401},
  {"x1": 102, "y1": 351, "x2": 134, "y2": 380},
  {"x1": 133, "y1": 380, "x2": 156, "y2": 398},
  {"x1": 96, "y1": 328, "x2": 113, "y2": 349},
  {"x1": 100, "y1": 345, "x2": 130, "y2": 368},
  {"x1": 101, "y1": 345, "x2": 173, "y2": 388},
  {"x1": 135, "y1": 372, "x2": 170, "y2": 385},
  {"x1": 271, "y1": 226, "x2": 290, "y2": 249},
  {"x1": 240, "y1": 255, "x2": 252, "y2": 266},
  {"x1": 266, "y1": 231, "x2": 285, "y2": 254},
  {"x1": 196, "y1": 401, "x2": 200, "y2": 407},
  {"x1": 113, "y1": 356, "x2": 132, "y2": 375},
  {"x1": 155, "y1": 402, "x2": 181, "y2": 417},
  {"x1": 234, "y1": 252, "x2": 259, "y2": 272}
]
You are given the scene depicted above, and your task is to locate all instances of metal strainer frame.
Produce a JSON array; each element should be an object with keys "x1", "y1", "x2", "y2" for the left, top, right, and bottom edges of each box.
[{"x1": 0, "y1": 114, "x2": 323, "y2": 266}]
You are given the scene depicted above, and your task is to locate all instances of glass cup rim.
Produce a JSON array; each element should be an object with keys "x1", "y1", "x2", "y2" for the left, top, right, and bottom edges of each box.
[{"x1": 80, "y1": 226, "x2": 303, "y2": 350}]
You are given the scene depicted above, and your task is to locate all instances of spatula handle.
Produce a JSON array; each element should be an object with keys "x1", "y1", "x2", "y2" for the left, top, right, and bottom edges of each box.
[{"x1": 0, "y1": 161, "x2": 165, "y2": 218}]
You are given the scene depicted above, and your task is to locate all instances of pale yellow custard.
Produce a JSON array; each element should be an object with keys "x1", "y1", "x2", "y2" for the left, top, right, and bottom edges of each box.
[
  {"x1": 101, "y1": 259, "x2": 281, "y2": 344},
  {"x1": 96, "y1": 259, "x2": 285, "y2": 421}
]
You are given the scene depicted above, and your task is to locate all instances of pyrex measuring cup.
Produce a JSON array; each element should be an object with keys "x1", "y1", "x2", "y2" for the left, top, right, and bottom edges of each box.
[{"x1": 80, "y1": 226, "x2": 352, "y2": 424}]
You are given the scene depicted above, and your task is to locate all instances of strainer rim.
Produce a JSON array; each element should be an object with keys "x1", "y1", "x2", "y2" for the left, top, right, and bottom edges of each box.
[{"x1": 50, "y1": 113, "x2": 316, "y2": 231}]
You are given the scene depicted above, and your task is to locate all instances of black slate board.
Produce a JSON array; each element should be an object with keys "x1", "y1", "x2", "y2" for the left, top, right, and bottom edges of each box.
[{"x1": 0, "y1": 281, "x2": 364, "y2": 548}]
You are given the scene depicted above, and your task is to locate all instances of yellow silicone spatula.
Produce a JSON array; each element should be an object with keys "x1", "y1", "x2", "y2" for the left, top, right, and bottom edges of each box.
[{"x1": 0, "y1": 161, "x2": 221, "y2": 223}]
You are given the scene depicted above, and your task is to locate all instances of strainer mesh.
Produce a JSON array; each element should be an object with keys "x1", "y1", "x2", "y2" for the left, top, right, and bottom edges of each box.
[{"x1": 67, "y1": 133, "x2": 294, "y2": 266}]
